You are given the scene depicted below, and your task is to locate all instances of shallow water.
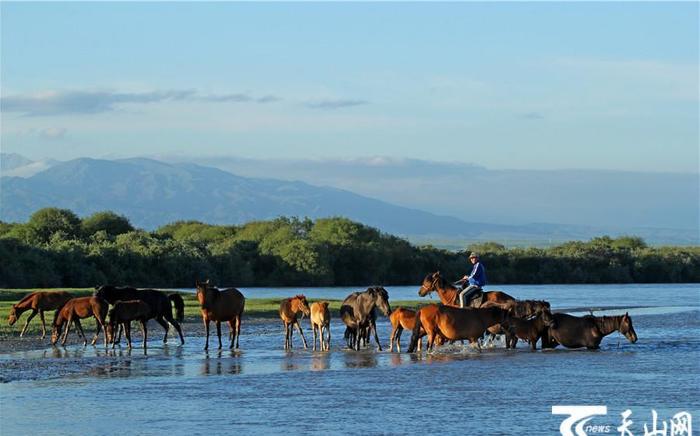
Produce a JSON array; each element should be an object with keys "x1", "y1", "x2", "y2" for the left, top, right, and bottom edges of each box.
[{"x1": 1, "y1": 284, "x2": 699, "y2": 434}]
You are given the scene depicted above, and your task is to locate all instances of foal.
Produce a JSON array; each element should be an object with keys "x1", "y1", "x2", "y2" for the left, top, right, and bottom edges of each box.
[
  {"x1": 51, "y1": 296, "x2": 108, "y2": 347},
  {"x1": 279, "y1": 295, "x2": 311, "y2": 350},
  {"x1": 502, "y1": 310, "x2": 552, "y2": 350},
  {"x1": 310, "y1": 301, "x2": 331, "y2": 351},
  {"x1": 106, "y1": 300, "x2": 151, "y2": 349},
  {"x1": 8, "y1": 291, "x2": 73, "y2": 338},
  {"x1": 389, "y1": 307, "x2": 423, "y2": 352}
]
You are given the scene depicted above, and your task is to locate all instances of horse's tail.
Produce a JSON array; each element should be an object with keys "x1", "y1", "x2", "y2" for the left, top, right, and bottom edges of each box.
[
  {"x1": 407, "y1": 309, "x2": 423, "y2": 353},
  {"x1": 169, "y1": 294, "x2": 185, "y2": 322}
]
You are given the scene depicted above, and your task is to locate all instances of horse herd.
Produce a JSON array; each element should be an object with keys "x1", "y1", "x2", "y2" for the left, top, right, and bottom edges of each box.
[{"x1": 6, "y1": 271, "x2": 639, "y2": 353}]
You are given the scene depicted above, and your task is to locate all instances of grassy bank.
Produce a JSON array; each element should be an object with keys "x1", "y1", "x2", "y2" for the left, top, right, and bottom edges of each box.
[{"x1": 0, "y1": 289, "x2": 424, "y2": 336}]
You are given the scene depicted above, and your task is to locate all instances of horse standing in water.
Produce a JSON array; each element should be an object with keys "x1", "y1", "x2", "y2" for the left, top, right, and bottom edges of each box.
[
  {"x1": 340, "y1": 287, "x2": 391, "y2": 351},
  {"x1": 195, "y1": 280, "x2": 246, "y2": 350},
  {"x1": 106, "y1": 300, "x2": 151, "y2": 350},
  {"x1": 279, "y1": 295, "x2": 311, "y2": 350},
  {"x1": 8, "y1": 291, "x2": 73, "y2": 338},
  {"x1": 501, "y1": 308, "x2": 553, "y2": 350},
  {"x1": 407, "y1": 304, "x2": 509, "y2": 352},
  {"x1": 418, "y1": 271, "x2": 515, "y2": 308},
  {"x1": 547, "y1": 312, "x2": 638, "y2": 350},
  {"x1": 390, "y1": 307, "x2": 423, "y2": 352},
  {"x1": 310, "y1": 301, "x2": 331, "y2": 351},
  {"x1": 94, "y1": 285, "x2": 185, "y2": 345},
  {"x1": 51, "y1": 296, "x2": 109, "y2": 347}
]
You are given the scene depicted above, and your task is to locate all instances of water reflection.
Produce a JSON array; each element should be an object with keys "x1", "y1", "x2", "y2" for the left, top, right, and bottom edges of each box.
[
  {"x1": 343, "y1": 351, "x2": 378, "y2": 369},
  {"x1": 201, "y1": 351, "x2": 243, "y2": 375},
  {"x1": 311, "y1": 352, "x2": 331, "y2": 371}
]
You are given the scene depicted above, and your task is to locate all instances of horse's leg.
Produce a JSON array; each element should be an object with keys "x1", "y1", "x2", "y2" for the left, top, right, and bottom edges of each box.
[
  {"x1": 396, "y1": 326, "x2": 404, "y2": 353},
  {"x1": 287, "y1": 322, "x2": 293, "y2": 350},
  {"x1": 312, "y1": 323, "x2": 318, "y2": 351},
  {"x1": 39, "y1": 310, "x2": 47, "y2": 339},
  {"x1": 125, "y1": 322, "x2": 132, "y2": 349},
  {"x1": 235, "y1": 314, "x2": 242, "y2": 349},
  {"x1": 371, "y1": 321, "x2": 382, "y2": 352},
  {"x1": 20, "y1": 310, "x2": 38, "y2": 337},
  {"x1": 418, "y1": 337, "x2": 422, "y2": 352},
  {"x1": 141, "y1": 320, "x2": 148, "y2": 350},
  {"x1": 91, "y1": 317, "x2": 101, "y2": 346},
  {"x1": 61, "y1": 316, "x2": 74, "y2": 345},
  {"x1": 295, "y1": 319, "x2": 308, "y2": 349},
  {"x1": 227, "y1": 320, "x2": 235, "y2": 349},
  {"x1": 74, "y1": 319, "x2": 87, "y2": 347},
  {"x1": 216, "y1": 321, "x2": 222, "y2": 350},
  {"x1": 156, "y1": 317, "x2": 170, "y2": 344},
  {"x1": 168, "y1": 317, "x2": 185, "y2": 345},
  {"x1": 203, "y1": 318, "x2": 210, "y2": 351}
]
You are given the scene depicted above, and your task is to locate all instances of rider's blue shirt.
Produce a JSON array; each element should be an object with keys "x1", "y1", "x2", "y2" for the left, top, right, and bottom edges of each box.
[{"x1": 468, "y1": 262, "x2": 487, "y2": 287}]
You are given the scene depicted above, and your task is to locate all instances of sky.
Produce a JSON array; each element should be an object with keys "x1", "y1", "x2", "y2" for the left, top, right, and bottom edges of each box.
[{"x1": 1, "y1": 2, "x2": 698, "y2": 173}]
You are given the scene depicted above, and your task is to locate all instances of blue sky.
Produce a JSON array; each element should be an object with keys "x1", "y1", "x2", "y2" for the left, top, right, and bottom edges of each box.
[{"x1": 1, "y1": 2, "x2": 698, "y2": 172}]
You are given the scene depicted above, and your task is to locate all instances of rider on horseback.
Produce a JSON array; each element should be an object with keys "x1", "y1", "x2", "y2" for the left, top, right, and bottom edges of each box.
[{"x1": 458, "y1": 252, "x2": 487, "y2": 308}]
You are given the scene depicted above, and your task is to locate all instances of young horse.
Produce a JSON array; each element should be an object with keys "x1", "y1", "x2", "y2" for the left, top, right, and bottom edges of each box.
[
  {"x1": 310, "y1": 301, "x2": 331, "y2": 351},
  {"x1": 547, "y1": 312, "x2": 638, "y2": 350},
  {"x1": 195, "y1": 280, "x2": 246, "y2": 350},
  {"x1": 279, "y1": 295, "x2": 311, "y2": 350},
  {"x1": 8, "y1": 291, "x2": 73, "y2": 338},
  {"x1": 94, "y1": 285, "x2": 185, "y2": 345},
  {"x1": 390, "y1": 307, "x2": 423, "y2": 352},
  {"x1": 340, "y1": 287, "x2": 392, "y2": 351},
  {"x1": 502, "y1": 309, "x2": 553, "y2": 350},
  {"x1": 106, "y1": 300, "x2": 151, "y2": 349},
  {"x1": 418, "y1": 271, "x2": 515, "y2": 308},
  {"x1": 482, "y1": 299, "x2": 551, "y2": 346},
  {"x1": 407, "y1": 304, "x2": 509, "y2": 352},
  {"x1": 51, "y1": 296, "x2": 109, "y2": 347}
]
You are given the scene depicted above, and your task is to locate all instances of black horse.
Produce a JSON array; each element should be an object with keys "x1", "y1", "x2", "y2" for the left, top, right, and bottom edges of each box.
[
  {"x1": 94, "y1": 285, "x2": 185, "y2": 345},
  {"x1": 340, "y1": 287, "x2": 391, "y2": 351}
]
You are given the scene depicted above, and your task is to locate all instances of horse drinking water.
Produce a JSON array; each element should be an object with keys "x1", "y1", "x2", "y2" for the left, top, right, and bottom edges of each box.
[
  {"x1": 51, "y1": 296, "x2": 109, "y2": 347},
  {"x1": 8, "y1": 291, "x2": 73, "y2": 338},
  {"x1": 546, "y1": 312, "x2": 638, "y2": 350}
]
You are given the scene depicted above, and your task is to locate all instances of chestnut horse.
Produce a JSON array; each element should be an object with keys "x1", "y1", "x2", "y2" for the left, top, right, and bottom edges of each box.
[
  {"x1": 51, "y1": 296, "x2": 109, "y2": 347},
  {"x1": 418, "y1": 271, "x2": 515, "y2": 308},
  {"x1": 502, "y1": 309, "x2": 553, "y2": 350},
  {"x1": 547, "y1": 312, "x2": 638, "y2": 350},
  {"x1": 106, "y1": 300, "x2": 151, "y2": 349},
  {"x1": 407, "y1": 304, "x2": 509, "y2": 352},
  {"x1": 389, "y1": 307, "x2": 423, "y2": 352},
  {"x1": 279, "y1": 295, "x2": 311, "y2": 350},
  {"x1": 195, "y1": 280, "x2": 246, "y2": 350},
  {"x1": 310, "y1": 301, "x2": 331, "y2": 351},
  {"x1": 8, "y1": 291, "x2": 73, "y2": 338}
]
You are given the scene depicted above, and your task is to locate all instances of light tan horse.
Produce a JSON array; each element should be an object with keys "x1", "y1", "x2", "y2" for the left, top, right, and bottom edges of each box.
[
  {"x1": 8, "y1": 291, "x2": 73, "y2": 338},
  {"x1": 279, "y1": 295, "x2": 311, "y2": 350},
  {"x1": 51, "y1": 296, "x2": 109, "y2": 347},
  {"x1": 418, "y1": 271, "x2": 515, "y2": 308},
  {"x1": 310, "y1": 301, "x2": 331, "y2": 351},
  {"x1": 195, "y1": 280, "x2": 246, "y2": 350}
]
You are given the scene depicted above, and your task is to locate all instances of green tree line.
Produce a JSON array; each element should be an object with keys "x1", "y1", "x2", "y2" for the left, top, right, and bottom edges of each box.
[{"x1": 0, "y1": 208, "x2": 698, "y2": 288}]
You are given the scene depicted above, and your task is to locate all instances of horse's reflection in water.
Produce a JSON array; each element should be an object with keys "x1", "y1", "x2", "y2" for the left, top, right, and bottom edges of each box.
[
  {"x1": 311, "y1": 352, "x2": 331, "y2": 371},
  {"x1": 343, "y1": 351, "x2": 378, "y2": 369},
  {"x1": 201, "y1": 351, "x2": 243, "y2": 375}
]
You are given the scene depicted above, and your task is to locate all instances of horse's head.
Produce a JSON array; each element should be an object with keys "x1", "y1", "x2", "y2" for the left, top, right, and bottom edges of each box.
[
  {"x1": 540, "y1": 309, "x2": 554, "y2": 327},
  {"x1": 368, "y1": 287, "x2": 391, "y2": 316},
  {"x1": 619, "y1": 312, "x2": 638, "y2": 343},
  {"x1": 293, "y1": 295, "x2": 311, "y2": 316},
  {"x1": 50, "y1": 319, "x2": 62, "y2": 345},
  {"x1": 418, "y1": 271, "x2": 440, "y2": 297},
  {"x1": 7, "y1": 305, "x2": 18, "y2": 326}
]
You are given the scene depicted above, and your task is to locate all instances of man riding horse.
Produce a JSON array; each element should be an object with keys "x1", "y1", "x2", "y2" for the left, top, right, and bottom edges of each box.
[{"x1": 457, "y1": 252, "x2": 487, "y2": 308}]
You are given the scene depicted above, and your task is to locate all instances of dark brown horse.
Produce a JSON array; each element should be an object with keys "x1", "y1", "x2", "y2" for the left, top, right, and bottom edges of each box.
[
  {"x1": 94, "y1": 285, "x2": 185, "y2": 345},
  {"x1": 418, "y1": 271, "x2": 515, "y2": 308},
  {"x1": 547, "y1": 312, "x2": 638, "y2": 350},
  {"x1": 482, "y1": 299, "x2": 551, "y2": 345},
  {"x1": 51, "y1": 296, "x2": 109, "y2": 347},
  {"x1": 106, "y1": 300, "x2": 151, "y2": 349},
  {"x1": 279, "y1": 295, "x2": 311, "y2": 350},
  {"x1": 340, "y1": 287, "x2": 391, "y2": 351},
  {"x1": 502, "y1": 309, "x2": 553, "y2": 350},
  {"x1": 195, "y1": 280, "x2": 246, "y2": 350},
  {"x1": 407, "y1": 304, "x2": 509, "y2": 352},
  {"x1": 8, "y1": 291, "x2": 73, "y2": 338}
]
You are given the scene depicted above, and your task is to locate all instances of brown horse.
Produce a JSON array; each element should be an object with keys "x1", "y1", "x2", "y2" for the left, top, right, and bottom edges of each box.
[
  {"x1": 195, "y1": 280, "x2": 246, "y2": 351},
  {"x1": 51, "y1": 296, "x2": 109, "y2": 347},
  {"x1": 547, "y1": 312, "x2": 638, "y2": 350},
  {"x1": 407, "y1": 304, "x2": 509, "y2": 352},
  {"x1": 502, "y1": 309, "x2": 553, "y2": 350},
  {"x1": 418, "y1": 271, "x2": 515, "y2": 308},
  {"x1": 106, "y1": 300, "x2": 151, "y2": 349},
  {"x1": 279, "y1": 295, "x2": 311, "y2": 350},
  {"x1": 8, "y1": 291, "x2": 73, "y2": 338},
  {"x1": 389, "y1": 307, "x2": 423, "y2": 352},
  {"x1": 482, "y1": 299, "x2": 551, "y2": 345},
  {"x1": 310, "y1": 301, "x2": 331, "y2": 351},
  {"x1": 340, "y1": 287, "x2": 391, "y2": 351}
]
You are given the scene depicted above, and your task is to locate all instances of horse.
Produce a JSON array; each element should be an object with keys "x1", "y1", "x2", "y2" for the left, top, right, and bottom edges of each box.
[
  {"x1": 195, "y1": 280, "x2": 246, "y2": 350},
  {"x1": 310, "y1": 301, "x2": 331, "y2": 351},
  {"x1": 279, "y1": 295, "x2": 311, "y2": 350},
  {"x1": 340, "y1": 287, "x2": 391, "y2": 351},
  {"x1": 389, "y1": 307, "x2": 423, "y2": 352},
  {"x1": 94, "y1": 285, "x2": 185, "y2": 345},
  {"x1": 501, "y1": 309, "x2": 553, "y2": 350},
  {"x1": 51, "y1": 296, "x2": 109, "y2": 347},
  {"x1": 8, "y1": 291, "x2": 73, "y2": 338},
  {"x1": 481, "y1": 299, "x2": 551, "y2": 346},
  {"x1": 407, "y1": 304, "x2": 509, "y2": 352},
  {"x1": 418, "y1": 271, "x2": 515, "y2": 308},
  {"x1": 546, "y1": 312, "x2": 638, "y2": 350},
  {"x1": 106, "y1": 300, "x2": 151, "y2": 349}
]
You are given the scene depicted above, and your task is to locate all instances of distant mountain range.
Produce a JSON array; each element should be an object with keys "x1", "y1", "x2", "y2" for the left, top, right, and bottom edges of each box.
[{"x1": 1, "y1": 153, "x2": 698, "y2": 245}]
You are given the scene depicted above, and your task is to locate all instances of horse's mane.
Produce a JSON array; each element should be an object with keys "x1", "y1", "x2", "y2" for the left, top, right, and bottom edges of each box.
[{"x1": 15, "y1": 292, "x2": 37, "y2": 306}]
